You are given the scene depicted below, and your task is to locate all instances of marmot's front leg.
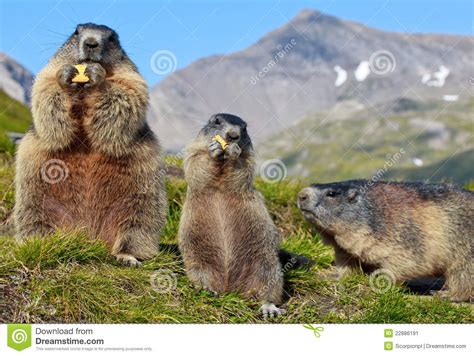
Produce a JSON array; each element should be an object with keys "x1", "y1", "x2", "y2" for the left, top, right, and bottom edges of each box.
[
  {"x1": 208, "y1": 140, "x2": 241, "y2": 161},
  {"x1": 224, "y1": 143, "x2": 241, "y2": 160},
  {"x1": 57, "y1": 64, "x2": 83, "y2": 90},
  {"x1": 85, "y1": 67, "x2": 148, "y2": 157},
  {"x1": 83, "y1": 63, "x2": 106, "y2": 89},
  {"x1": 31, "y1": 66, "x2": 81, "y2": 151},
  {"x1": 208, "y1": 140, "x2": 224, "y2": 159},
  {"x1": 331, "y1": 244, "x2": 360, "y2": 279}
]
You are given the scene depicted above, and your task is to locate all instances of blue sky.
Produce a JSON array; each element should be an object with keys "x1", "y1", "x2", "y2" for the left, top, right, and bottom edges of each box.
[{"x1": 0, "y1": 0, "x2": 472, "y2": 86}]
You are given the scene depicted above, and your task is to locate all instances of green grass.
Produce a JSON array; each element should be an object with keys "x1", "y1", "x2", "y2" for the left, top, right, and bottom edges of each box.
[
  {"x1": 0, "y1": 162, "x2": 472, "y2": 324},
  {"x1": 0, "y1": 89, "x2": 32, "y2": 155}
]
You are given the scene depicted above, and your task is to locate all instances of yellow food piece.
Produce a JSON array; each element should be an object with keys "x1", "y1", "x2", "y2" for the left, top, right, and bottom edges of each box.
[
  {"x1": 72, "y1": 64, "x2": 90, "y2": 83},
  {"x1": 213, "y1": 134, "x2": 228, "y2": 150}
]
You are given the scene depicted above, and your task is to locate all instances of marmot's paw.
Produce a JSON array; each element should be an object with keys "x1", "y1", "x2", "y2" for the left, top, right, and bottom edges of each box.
[
  {"x1": 433, "y1": 290, "x2": 471, "y2": 303},
  {"x1": 193, "y1": 285, "x2": 219, "y2": 297},
  {"x1": 260, "y1": 303, "x2": 286, "y2": 319},
  {"x1": 208, "y1": 140, "x2": 224, "y2": 159},
  {"x1": 322, "y1": 269, "x2": 342, "y2": 280},
  {"x1": 334, "y1": 266, "x2": 354, "y2": 280},
  {"x1": 115, "y1": 253, "x2": 142, "y2": 267},
  {"x1": 83, "y1": 63, "x2": 106, "y2": 88},
  {"x1": 320, "y1": 266, "x2": 352, "y2": 281},
  {"x1": 223, "y1": 142, "x2": 242, "y2": 160},
  {"x1": 57, "y1": 64, "x2": 83, "y2": 90}
]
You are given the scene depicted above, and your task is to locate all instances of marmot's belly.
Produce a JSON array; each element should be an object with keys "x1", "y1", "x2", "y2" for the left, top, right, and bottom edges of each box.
[
  {"x1": 204, "y1": 199, "x2": 263, "y2": 292},
  {"x1": 41, "y1": 151, "x2": 134, "y2": 243}
]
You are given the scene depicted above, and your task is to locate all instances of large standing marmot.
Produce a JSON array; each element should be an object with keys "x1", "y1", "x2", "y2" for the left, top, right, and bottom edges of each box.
[
  {"x1": 14, "y1": 23, "x2": 167, "y2": 266},
  {"x1": 178, "y1": 113, "x2": 285, "y2": 316},
  {"x1": 298, "y1": 180, "x2": 473, "y2": 302}
]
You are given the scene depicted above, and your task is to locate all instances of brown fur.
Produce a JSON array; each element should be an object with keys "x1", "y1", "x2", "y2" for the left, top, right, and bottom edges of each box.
[
  {"x1": 13, "y1": 24, "x2": 167, "y2": 265},
  {"x1": 299, "y1": 180, "x2": 473, "y2": 302},
  {"x1": 178, "y1": 114, "x2": 283, "y2": 312}
]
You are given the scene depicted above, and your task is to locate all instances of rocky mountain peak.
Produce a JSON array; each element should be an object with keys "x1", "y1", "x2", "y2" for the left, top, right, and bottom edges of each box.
[{"x1": 0, "y1": 52, "x2": 34, "y2": 105}]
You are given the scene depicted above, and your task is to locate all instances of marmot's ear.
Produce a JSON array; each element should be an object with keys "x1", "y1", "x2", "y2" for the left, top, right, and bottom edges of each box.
[{"x1": 347, "y1": 189, "x2": 359, "y2": 202}]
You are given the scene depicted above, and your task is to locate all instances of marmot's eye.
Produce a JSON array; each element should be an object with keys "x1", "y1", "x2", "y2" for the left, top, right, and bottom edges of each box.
[
  {"x1": 213, "y1": 117, "x2": 221, "y2": 125},
  {"x1": 73, "y1": 29, "x2": 79, "y2": 36},
  {"x1": 326, "y1": 190, "x2": 338, "y2": 197}
]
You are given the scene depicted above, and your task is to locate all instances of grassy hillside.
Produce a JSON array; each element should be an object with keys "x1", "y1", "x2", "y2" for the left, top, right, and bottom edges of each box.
[
  {"x1": 0, "y1": 89, "x2": 32, "y2": 154},
  {"x1": 1, "y1": 160, "x2": 472, "y2": 324},
  {"x1": 259, "y1": 97, "x2": 474, "y2": 185}
]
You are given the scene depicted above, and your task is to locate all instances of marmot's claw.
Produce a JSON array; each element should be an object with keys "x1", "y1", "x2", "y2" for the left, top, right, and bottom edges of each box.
[
  {"x1": 57, "y1": 64, "x2": 81, "y2": 90},
  {"x1": 223, "y1": 143, "x2": 241, "y2": 160},
  {"x1": 115, "y1": 253, "x2": 142, "y2": 267},
  {"x1": 260, "y1": 303, "x2": 286, "y2": 318},
  {"x1": 432, "y1": 290, "x2": 468, "y2": 303},
  {"x1": 195, "y1": 285, "x2": 219, "y2": 297},
  {"x1": 84, "y1": 63, "x2": 106, "y2": 88},
  {"x1": 208, "y1": 140, "x2": 224, "y2": 159},
  {"x1": 333, "y1": 266, "x2": 353, "y2": 280}
]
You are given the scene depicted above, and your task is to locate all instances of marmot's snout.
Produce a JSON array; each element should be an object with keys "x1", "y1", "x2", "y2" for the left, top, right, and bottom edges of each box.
[
  {"x1": 75, "y1": 23, "x2": 118, "y2": 63},
  {"x1": 78, "y1": 29, "x2": 105, "y2": 62},
  {"x1": 298, "y1": 183, "x2": 360, "y2": 229},
  {"x1": 202, "y1": 113, "x2": 252, "y2": 150},
  {"x1": 224, "y1": 127, "x2": 240, "y2": 142},
  {"x1": 298, "y1": 187, "x2": 318, "y2": 212}
]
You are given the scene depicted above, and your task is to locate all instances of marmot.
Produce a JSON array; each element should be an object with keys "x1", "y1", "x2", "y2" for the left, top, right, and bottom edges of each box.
[
  {"x1": 298, "y1": 180, "x2": 473, "y2": 302},
  {"x1": 13, "y1": 23, "x2": 167, "y2": 266},
  {"x1": 178, "y1": 113, "x2": 285, "y2": 317}
]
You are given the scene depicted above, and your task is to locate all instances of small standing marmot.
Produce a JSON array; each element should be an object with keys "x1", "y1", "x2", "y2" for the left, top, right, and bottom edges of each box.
[
  {"x1": 14, "y1": 23, "x2": 167, "y2": 266},
  {"x1": 178, "y1": 113, "x2": 285, "y2": 316},
  {"x1": 298, "y1": 180, "x2": 473, "y2": 302}
]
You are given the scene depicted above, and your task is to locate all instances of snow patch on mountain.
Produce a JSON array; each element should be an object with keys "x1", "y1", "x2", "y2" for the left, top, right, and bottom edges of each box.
[
  {"x1": 354, "y1": 61, "x2": 370, "y2": 81},
  {"x1": 334, "y1": 65, "x2": 347, "y2": 87}
]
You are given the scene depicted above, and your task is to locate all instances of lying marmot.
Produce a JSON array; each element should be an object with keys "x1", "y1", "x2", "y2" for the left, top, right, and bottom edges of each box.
[
  {"x1": 178, "y1": 113, "x2": 285, "y2": 317},
  {"x1": 298, "y1": 180, "x2": 473, "y2": 302},
  {"x1": 14, "y1": 23, "x2": 167, "y2": 266}
]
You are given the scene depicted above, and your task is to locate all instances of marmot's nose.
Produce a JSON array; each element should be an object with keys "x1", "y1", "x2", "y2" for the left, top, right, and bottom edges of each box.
[
  {"x1": 225, "y1": 129, "x2": 240, "y2": 142},
  {"x1": 298, "y1": 189, "x2": 310, "y2": 203},
  {"x1": 84, "y1": 37, "x2": 99, "y2": 49}
]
